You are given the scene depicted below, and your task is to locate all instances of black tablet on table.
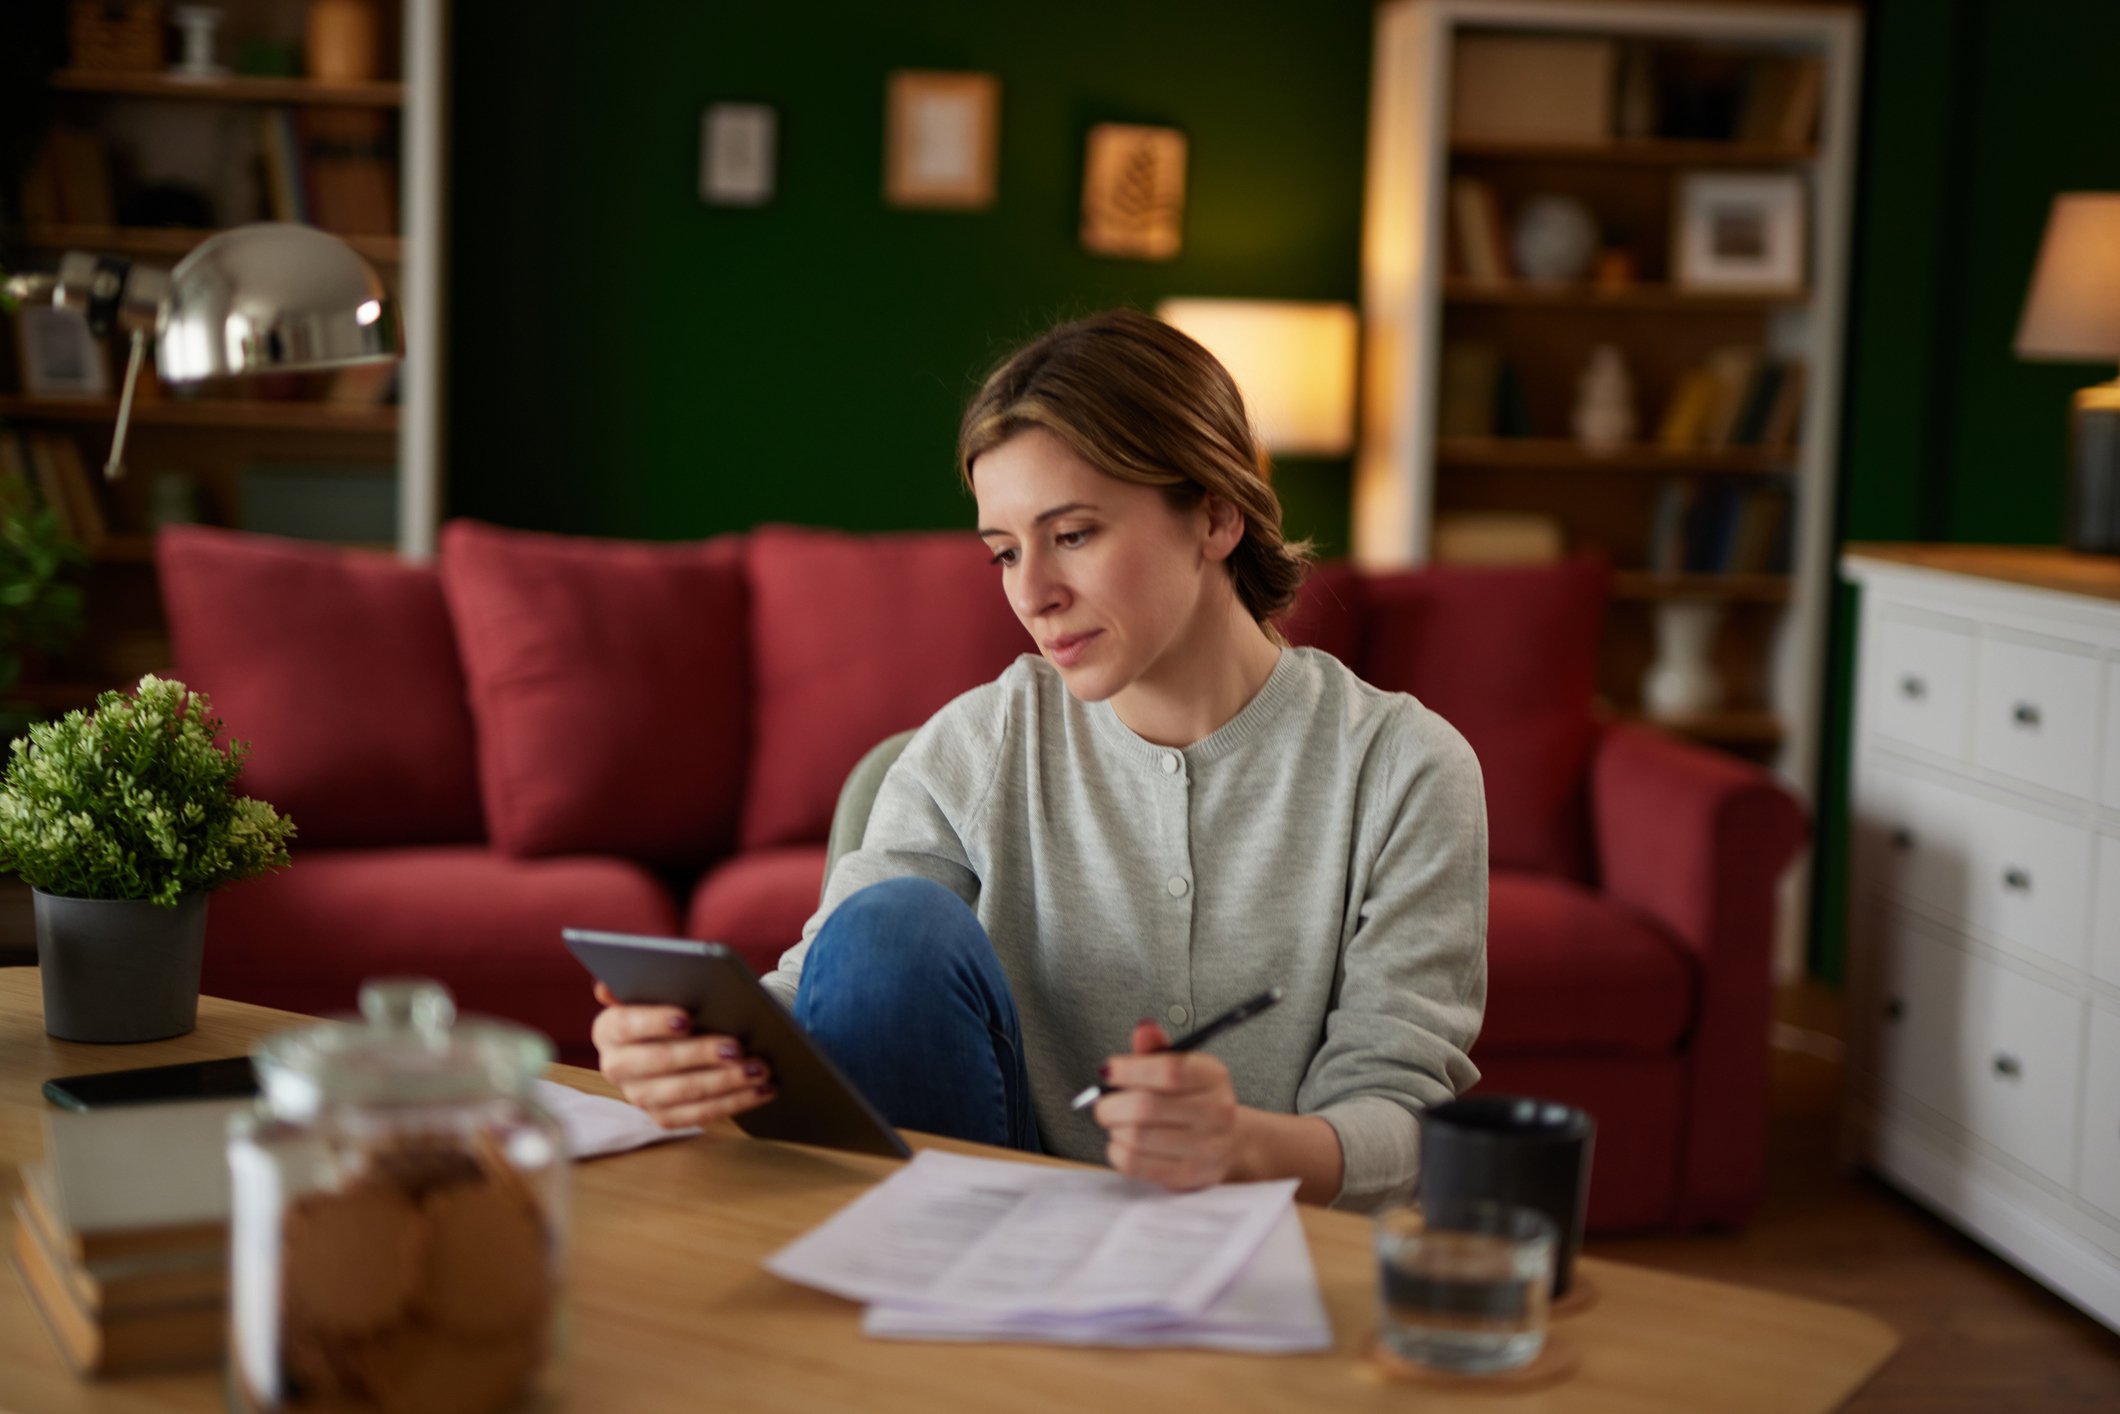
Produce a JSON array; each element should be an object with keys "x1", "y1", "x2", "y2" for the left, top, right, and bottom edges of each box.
[{"x1": 561, "y1": 928, "x2": 910, "y2": 1160}]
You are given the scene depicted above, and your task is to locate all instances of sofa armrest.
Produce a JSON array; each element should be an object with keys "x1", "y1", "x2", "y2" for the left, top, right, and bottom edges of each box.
[
  {"x1": 1591, "y1": 721, "x2": 1809, "y2": 960},
  {"x1": 1588, "y1": 720, "x2": 1809, "y2": 1226}
]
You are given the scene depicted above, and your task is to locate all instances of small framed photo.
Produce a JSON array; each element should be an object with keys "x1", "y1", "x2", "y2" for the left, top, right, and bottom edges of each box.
[
  {"x1": 1674, "y1": 172, "x2": 1807, "y2": 293},
  {"x1": 1081, "y1": 123, "x2": 1187, "y2": 261},
  {"x1": 701, "y1": 102, "x2": 778, "y2": 207},
  {"x1": 885, "y1": 71, "x2": 999, "y2": 209},
  {"x1": 15, "y1": 304, "x2": 110, "y2": 398}
]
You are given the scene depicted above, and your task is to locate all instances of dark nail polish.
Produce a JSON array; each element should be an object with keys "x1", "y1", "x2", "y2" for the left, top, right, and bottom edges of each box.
[
  {"x1": 1098, "y1": 1062, "x2": 1112, "y2": 1083},
  {"x1": 755, "y1": 1086, "x2": 777, "y2": 1101},
  {"x1": 719, "y1": 1041, "x2": 741, "y2": 1060},
  {"x1": 668, "y1": 1015, "x2": 690, "y2": 1033},
  {"x1": 744, "y1": 1060, "x2": 766, "y2": 1078}
]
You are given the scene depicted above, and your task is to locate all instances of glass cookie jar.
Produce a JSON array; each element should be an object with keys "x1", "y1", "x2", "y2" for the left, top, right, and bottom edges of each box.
[{"x1": 228, "y1": 979, "x2": 566, "y2": 1414}]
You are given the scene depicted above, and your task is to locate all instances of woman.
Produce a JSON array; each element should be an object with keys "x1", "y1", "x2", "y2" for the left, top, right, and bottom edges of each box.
[{"x1": 592, "y1": 309, "x2": 1486, "y2": 1210}]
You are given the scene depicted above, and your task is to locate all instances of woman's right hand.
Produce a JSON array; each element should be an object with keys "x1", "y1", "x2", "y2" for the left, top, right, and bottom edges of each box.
[{"x1": 590, "y1": 982, "x2": 776, "y2": 1128}]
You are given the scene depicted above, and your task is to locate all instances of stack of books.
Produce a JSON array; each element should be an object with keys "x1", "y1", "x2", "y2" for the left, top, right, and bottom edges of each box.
[
  {"x1": 8, "y1": 1100, "x2": 244, "y2": 1376},
  {"x1": 1656, "y1": 348, "x2": 1806, "y2": 452}
]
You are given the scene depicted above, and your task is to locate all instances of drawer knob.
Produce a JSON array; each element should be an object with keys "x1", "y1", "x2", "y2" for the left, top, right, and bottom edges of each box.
[
  {"x1": 2003, "y1": 867, "x2": 2032, "y2": 893},
  {"x1": 2012, "y1": 702, "x2": 2042, "y2": 729},
  {"x1": 1992, "y1": 1053, "x2": 2022, "y2": 1080},
  {"x1": 1898, "y1": 675, "x2": 1927, "y2": 701},
  {"x1": 1890, "y1": 827, "x2": 1915, "y2": 852},
  {"x1": 1884, "y1": 997, "x2": 1905, "y2": 1022}
]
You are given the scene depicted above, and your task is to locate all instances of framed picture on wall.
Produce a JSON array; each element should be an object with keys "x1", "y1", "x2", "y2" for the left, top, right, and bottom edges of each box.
[
  {"x1": 1674, "y1": 172, "x2": 1806, "y2": 293},
  {"x1": 1080, "y1": 123, "x2": 1187, "y2": 261},
  {"x1": 884, "y1": 71, "x2": 999, "y2": 209},
  {"x1": 14, "y1": 304, "x2": 110, "y2": 398}
]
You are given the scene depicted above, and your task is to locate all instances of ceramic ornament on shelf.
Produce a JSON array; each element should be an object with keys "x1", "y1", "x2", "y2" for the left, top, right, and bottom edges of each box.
[
  {"x1": 170, "y1": 6, "x2": 229, "y2": 80},
  {"x1": 1511, "y1": 195, "x2": 1599, "y2": 283},
  {"x1": 1572, "y1": 343, "x2": 1635, "y2": 452},
  {"x1": 1642, "y1": 601, "x2": 1726, "y2": 719}
]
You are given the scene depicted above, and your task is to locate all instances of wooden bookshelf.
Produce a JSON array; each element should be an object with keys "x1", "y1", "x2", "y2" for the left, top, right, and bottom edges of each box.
[
  {"x1": 48, "y1": 69, "x2": 404, "y2": 107},
  {"x1": 1612, "y1": 572, "x2": 1793, "y2": 604},
  {"x1": 1450, "y1": 137, "x2": 1817, "y2": 166},
  {"x1": 0, "y1": 396, "x2": 397, "y2": 434},
  {"x1": 1443, "y1": 280, "x2": 1810, "y2": 311},
  {"x1": 16, "y1": 225, "x2": 402, "y2": 265},
  {"x1": 1435, "y1": 438, "x2": 1795, "y2": 474}
]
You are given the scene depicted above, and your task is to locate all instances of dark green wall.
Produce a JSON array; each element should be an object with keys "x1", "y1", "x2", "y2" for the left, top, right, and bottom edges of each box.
[
  {"x1": 1814, "y1": 0, "x2": 2120, "y2": 979},
  {"x1": 445, "y1": 1, "x2": 1372, "y2": 554}
]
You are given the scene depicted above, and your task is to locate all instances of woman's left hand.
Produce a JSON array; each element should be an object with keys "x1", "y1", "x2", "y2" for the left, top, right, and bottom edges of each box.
[{"x1": 1092, "y1": 1020, "x2": 1242, "y2": 1190}]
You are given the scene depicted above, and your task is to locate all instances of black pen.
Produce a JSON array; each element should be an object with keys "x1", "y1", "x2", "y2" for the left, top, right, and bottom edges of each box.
[{"x1": 1069, "y1": 987, "x2": 1285, "y2": 1110}]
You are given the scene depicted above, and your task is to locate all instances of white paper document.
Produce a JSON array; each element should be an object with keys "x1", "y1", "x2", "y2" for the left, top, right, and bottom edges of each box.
[
  {"x1": 533, "y1": 1079, "x2": 701, "y2": 1159},
  {"x1": 764, "y1": 1150, "x2": 1331, "y2": 1351}
]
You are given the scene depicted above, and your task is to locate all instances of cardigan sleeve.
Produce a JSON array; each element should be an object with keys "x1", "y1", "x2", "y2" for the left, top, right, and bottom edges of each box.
[
  {"x1": 1299, "y1": 705, "x2": 1489, "y2": 1211},
  {"x1": 758, "y1": 679, "x2": 1008, "y2": 1009}
]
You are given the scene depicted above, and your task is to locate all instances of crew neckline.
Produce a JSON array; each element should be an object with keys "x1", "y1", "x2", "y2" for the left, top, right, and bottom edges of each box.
[{"x1": 1087, "y1": 648, "x2": 1309, "y2": 766}]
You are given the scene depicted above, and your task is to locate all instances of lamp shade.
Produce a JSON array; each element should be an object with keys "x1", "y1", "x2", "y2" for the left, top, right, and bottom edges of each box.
[
  {"x1": 2015, "y1": 194, "x2": 2120, "y2": 361},
  {"x1": 155, "y1": 223, "x2": 399, "y2": 383},
  {"x1": 1157, "y1": 299, "x2": 1358, "y2": 457}
]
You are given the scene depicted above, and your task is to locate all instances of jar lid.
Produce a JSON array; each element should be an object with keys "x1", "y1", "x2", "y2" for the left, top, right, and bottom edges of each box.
[{"x1": 253, "y1": 978, "x2": 554, "y2": 1116}]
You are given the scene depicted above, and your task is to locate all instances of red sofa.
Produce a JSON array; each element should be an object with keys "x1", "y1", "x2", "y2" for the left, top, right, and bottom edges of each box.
[{"x1": 157, "y1": 520, "x2": 1806, "y2": 1230}]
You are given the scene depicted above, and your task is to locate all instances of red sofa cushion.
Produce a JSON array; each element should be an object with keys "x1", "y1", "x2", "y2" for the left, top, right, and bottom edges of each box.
[
  {"x1": 1359, "y1": 558, "x2": 1607, "y2": 878},
  {"x1": 439, "y1": 521, "x2": 749, "y2": 867},
  {"x1": 1478, "y1": 871, "x2": 1695, "y2": 1053},
  {"x1": 156, "y1": 526, "x2": 484, "y2": 847},
  {"x1": 740, "y1": 525, "x2": 1030, "y2": 850},
  {"x1": 202, "y1": 846, "x2": 680, "y2": 1066},
  {"x1": 686, "y1": 845, "x2": 830, "y2": 979}
]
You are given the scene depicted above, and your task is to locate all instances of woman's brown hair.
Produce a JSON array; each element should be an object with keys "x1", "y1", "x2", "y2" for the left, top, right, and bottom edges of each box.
[{"x1": 957, "y1": 309, "x2": 1313, "y2": 637}]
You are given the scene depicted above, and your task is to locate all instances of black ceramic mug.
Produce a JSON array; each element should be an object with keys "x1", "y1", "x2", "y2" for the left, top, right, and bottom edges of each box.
[{"x1": 1416, "y1": 1096, "x2": 1595, "y2": 1297}]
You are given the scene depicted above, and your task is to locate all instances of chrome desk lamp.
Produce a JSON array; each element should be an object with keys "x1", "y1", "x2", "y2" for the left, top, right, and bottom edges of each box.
[{"x1": 3, "y1": 223, "x2": 400, "y2": 478}]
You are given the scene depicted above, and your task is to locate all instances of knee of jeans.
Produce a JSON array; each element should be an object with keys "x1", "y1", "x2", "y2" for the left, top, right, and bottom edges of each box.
[{"x1": 817, "y1": 877, "x2": 984, "y2": 973}]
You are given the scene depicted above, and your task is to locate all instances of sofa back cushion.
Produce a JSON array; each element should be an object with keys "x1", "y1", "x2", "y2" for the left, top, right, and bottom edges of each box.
[
  {"x1": 1358, "y1": 557, "x2": 1608, "y2": 880},
  {"x1": 157, "y1": 526, "x2": 485, "y2": 847},
  {"x1": 741, "y1": 525, "x2": 1030, "y2": 850},
  {"x1": 439, "y1": 520, "x2": 749, "y2": 867},
  {"x1": 1277, "y1": 560, "x2": 1365, "y2": 663}
]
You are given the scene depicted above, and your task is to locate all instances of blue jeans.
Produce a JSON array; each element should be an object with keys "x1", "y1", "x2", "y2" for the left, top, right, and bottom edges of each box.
[{"x1": 793, "y1": 877, "x2": 1042, "y2": 1153}]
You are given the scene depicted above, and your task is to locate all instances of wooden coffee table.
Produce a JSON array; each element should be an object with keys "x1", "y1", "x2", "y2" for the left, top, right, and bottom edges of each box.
[{"x1": 0, "y1": 972, "x2": 1898, "y2": 1412}]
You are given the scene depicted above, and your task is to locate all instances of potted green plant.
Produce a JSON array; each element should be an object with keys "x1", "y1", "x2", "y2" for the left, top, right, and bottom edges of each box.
[{"x1": 0, "y1": 675, "x2": 296, "y2": 1041}]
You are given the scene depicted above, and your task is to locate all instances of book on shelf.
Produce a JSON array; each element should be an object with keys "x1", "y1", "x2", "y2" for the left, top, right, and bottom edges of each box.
[
  {"x1": 302, "y1": 106, "x2": 398, "y2": 235},
  {"x1": 1438, "y1": 343, "x2": 1500, "y2": 438},
  {"x1": 1654, "y1": 352, "x2": 1806, "y2": 451},
  {"x1": 1448, "y1": 176, "x2": 1512, "y2": 283},
  {"x1": 1726, "y1": 488, "x2": 1793, "y2": 574},
  {"x1": 1760, "y1": 361, "x2": 1807, "y2": 448},
  {"x1": 1647, "y1": 480, "x2": 1693, "y2": 574},
  {"x1": 1450, "y1": 35, "x2": 1616, "y2": 144},
  {"x1": 1656, "y1": 482, "x2": 1791, "y2": 576},
  {"x1": 257, "y1": 107, "x2": 309, "y2": 223},
  {"x1": 1738, "y1": 54, "x2": 1825, "y2": 147},
  {"x1": 34, "y1": 434, "x2": 110, "y2": 546},
  {"x1": 1432, "y1": 512, "x2": 1565, "y2": 566}
]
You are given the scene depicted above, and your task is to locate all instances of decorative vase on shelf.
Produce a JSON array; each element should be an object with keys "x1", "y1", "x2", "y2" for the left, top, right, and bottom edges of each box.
[
  {"x1": 1511, "y1": 195, "x2": 1600, "y2": 284},
  {"x1": 1572, "y1": 343, "x2": 1636, "y2": 452},
  {"x1": 1642, "y1": 601, "x2": 1725, "y2": 719},
  {"x1": 0, "y1": 676, "x2": 295, "y2": 1043},
  {"x1": 305, "y1": 0, "x2": 380, "y2": 83}
]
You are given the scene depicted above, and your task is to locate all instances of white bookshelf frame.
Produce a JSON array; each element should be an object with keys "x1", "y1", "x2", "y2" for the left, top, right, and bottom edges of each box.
[{"x1": 1358, "y1": 0, "x2": 1864, "y2": 970}]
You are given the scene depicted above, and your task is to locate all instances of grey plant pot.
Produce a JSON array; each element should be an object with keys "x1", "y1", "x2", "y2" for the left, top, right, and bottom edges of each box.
[{"x1": 34, "y1": 890, "x2": 209, "y2": 1043}]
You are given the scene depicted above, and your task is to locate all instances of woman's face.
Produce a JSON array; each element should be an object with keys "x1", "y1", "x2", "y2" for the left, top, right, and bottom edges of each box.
[{"x1": 972, "y1": 427, "x2": 1233, "y2": 703}]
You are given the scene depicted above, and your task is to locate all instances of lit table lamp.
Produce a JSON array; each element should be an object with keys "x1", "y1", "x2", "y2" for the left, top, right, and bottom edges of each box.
[
  {"x1": 3, "y1": 223, "x2": 399, "y2": 479},
  {"x1": 2014, "y1": 193, "x2": 2120, "y2": 554},
  {"x1": 1156, "y1": 299, "x2": 1357, "y2": 458}
]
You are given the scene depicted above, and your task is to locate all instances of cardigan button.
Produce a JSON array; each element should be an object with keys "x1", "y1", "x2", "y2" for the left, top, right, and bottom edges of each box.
[
  {"x1": 1167, "y1": 1004, "x2": 1190, "y2": 1027},
  {"x1": 1161, "y1": 753, "x2": 1181, "y2": 775},
  {"x1": 1167, "y1": 876, "x2": 1190, "y2": 898}
]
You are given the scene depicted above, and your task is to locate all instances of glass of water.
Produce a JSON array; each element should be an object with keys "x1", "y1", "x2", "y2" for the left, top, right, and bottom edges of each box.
[{"x1": 1375, "y1": 1198, "x2": 1557, "y2": 1374}]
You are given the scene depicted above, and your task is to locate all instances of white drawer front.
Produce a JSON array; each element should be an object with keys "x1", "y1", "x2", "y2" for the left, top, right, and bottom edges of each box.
[
  {"x1": 2104, "y1": 660, "x2": 2120, "y2": 811},
  {"x1": 1868, "y1": 616, "x2": 1973, "y2": 760},
  {"x1": 1974, "y1": 636, "x2": 2102, "y2": 799},
  {"x1": 1852, "y1": 768, "x2": 1981, "y2": 920},
  {"x1": 2095, "y1": 833, "x2": 2120, "y2": 990},
  {"x1": 1962, "y1": 793, "x2": 2093, "y2": 973},
  {"x1": 2081, "y1": 1004, "x2": 2120, "y2": 1226},
  {"x1": 1874, "y1": 913, "x2": 1972, "y2": 1129},
  {"x1": 1960, "y1": 960, "x2": 2085, "y2": 1190}
]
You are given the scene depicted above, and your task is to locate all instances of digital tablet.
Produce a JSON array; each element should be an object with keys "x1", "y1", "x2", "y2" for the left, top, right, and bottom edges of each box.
[{"x1": 562, "y1": 928, "x2": 910, "y2": 1159}]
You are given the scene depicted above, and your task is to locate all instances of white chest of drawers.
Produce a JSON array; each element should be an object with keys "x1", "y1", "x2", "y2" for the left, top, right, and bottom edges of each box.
[{"x1": 1843, "y1": 545, "x2": 2120, "y2": 1334}]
